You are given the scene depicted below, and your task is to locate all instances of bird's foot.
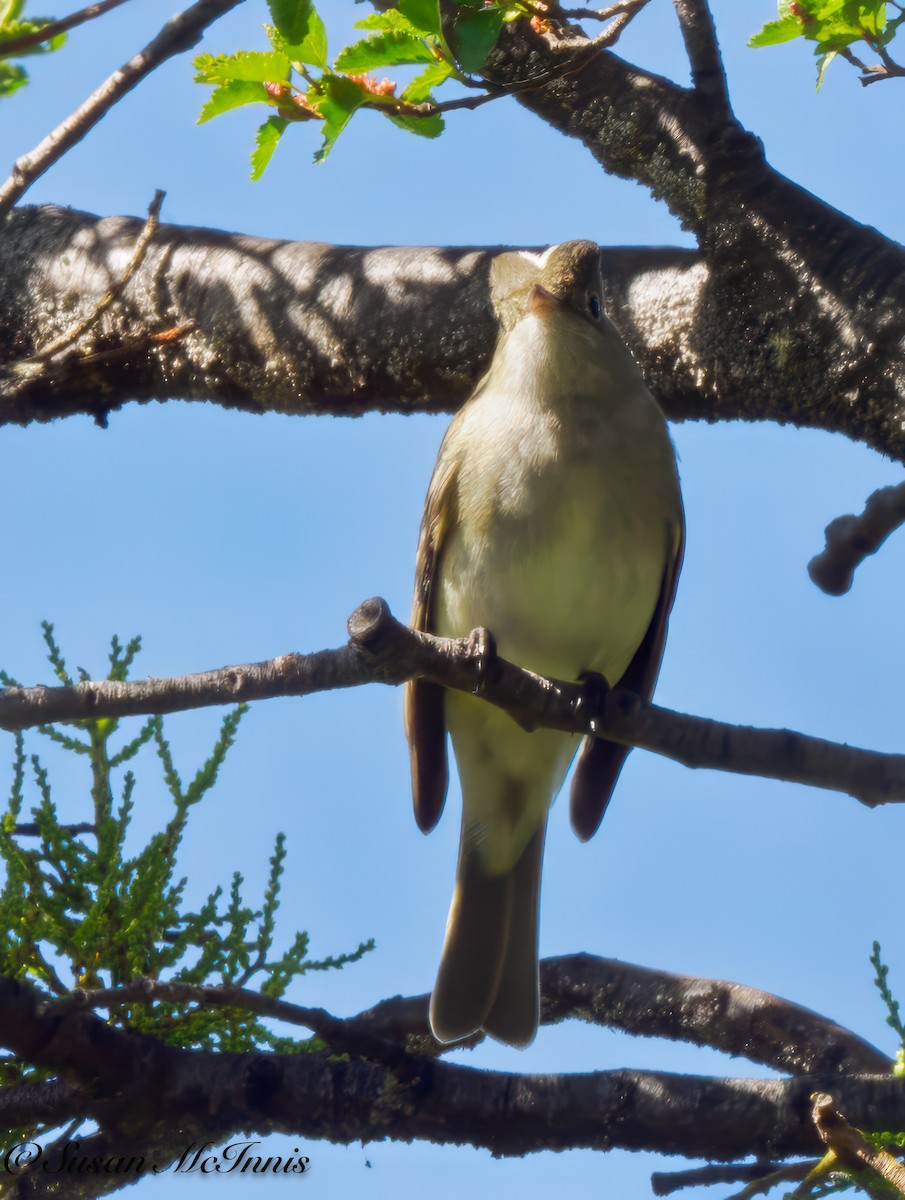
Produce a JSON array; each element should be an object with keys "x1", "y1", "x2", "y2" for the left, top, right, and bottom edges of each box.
[
  {"x1": 466, "y1": 626, "x2": 497, "y2": 693},
  {"x1": 576, "y1": 670, "x2": 610, "y2": 735}
]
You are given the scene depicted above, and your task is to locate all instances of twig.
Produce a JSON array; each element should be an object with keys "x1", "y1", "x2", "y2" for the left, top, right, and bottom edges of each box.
[
  {"x1": 3, "y1": 597, "x2": 905, "y2": 809},
  {"x1": 0, "y1": 0, "x2": 247, "y2": 216},
  {"x1": 650, "y1": 1161, "x2": 811, "y2": 1196},
  {"x1": 562, "y1": 0, "x2": 649, "y2": 19},
  {"x1": 12, "y1": 822, "x2": 95, "y2": 836},
  {"x1": 15, "y1": 190, "x2": 165, "y2": 370},
  {"x1": 729, "y1": 1161, "x2": 816, "y2": 1200},
  {"x1": 808, "y1": 479, "x2": 905, "y2": 595},
  {"x1": 0, "y1": 0, "x2": 131, "y2": 58},
  {"x1": 51, "y1": 979, "x2": 421, "y2": 1074},
  {"x1": 673, "y1": 0, "x2": 732, "y2": 114},
  {"x1": 809, "y1": 1092, "x2": 905, "y2": 1195}
]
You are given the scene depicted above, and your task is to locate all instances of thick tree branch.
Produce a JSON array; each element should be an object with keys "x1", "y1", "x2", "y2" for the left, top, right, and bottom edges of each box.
[
  {"x1": 2, "y1": 202, "x2": 904, "y2": 464},
  {"x1": 2, "y1": 972, "x2": 904, "y2": 1174},
  {"x1": 808, "y1": 479, "x2": 905, "y2": 595},
  {"x1": 483, "y1": 22, "x2": 905, "y2": 459},
  {"x1": 1, "y1": 597, "x2": 904, "y2": 810},
  {"x1": 355, "y1": 954, "x2": 889, "y2": 1076},
  {"x1": 0, "y1": 0, "x2": 247, "y2": 215}
]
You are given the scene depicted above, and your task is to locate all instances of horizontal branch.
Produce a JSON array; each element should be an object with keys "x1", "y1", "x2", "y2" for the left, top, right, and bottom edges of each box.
[
  {"x1": 1, "y1": 598, "x2": 904, "y2": 810},
  {"x1": 0, "y1": 973, "x2": 902, "y2": 1167}
]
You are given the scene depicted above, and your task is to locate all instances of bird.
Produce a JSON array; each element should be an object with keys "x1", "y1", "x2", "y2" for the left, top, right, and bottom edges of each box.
[{"x1": 404, "y1": 240, "x2": 684, "y2": 1048}]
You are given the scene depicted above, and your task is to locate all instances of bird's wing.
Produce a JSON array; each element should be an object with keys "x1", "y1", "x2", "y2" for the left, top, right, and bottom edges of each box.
[
  {"x1": 569, "y1": 515, "x2": 685, "y2": 842},
  {"x1": 404, "y1": 448, "x2": 460, "y2": 833}
]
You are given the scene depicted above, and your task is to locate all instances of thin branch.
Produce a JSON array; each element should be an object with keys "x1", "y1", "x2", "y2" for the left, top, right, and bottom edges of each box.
[
  {"x1": 810, "y1": 1092, "x2": 905, "y2": 1195},
  {"x1": 2, "y1": 597, "x2": 905, "y2": 810},
  {"x1": 0, "y1": 0, "x2": 131, "y2": 58},
  {"x1": 808, "y1": 479, "x2": 905, "y2": 595},
  {"x1": 0, "y1": 0, "x2": 247, "y2": 216},
  {"x1": 53, "y1": 979, "x2": 420, "y2": 1075},
  {"x1": 672, "y1": 0, "x2": 732, "y2": 114},
  {"x1": 12, "y1": 822, "x2": 95, "y2": 836},
  {"x1": 730, "y1": 1161, "x2": 816, "y2": 1200},
  {"x1": 561, "y1": 0, "x2": 650, "y2": 20},
  {"x1": 650, "y1": 1161, "x2": 812, "y2": 1197}
]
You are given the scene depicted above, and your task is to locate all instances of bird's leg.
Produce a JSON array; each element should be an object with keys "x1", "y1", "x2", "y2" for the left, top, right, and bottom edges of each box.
[{"x1": 576, "y1": 669, "x2": 610, "y2": 736}]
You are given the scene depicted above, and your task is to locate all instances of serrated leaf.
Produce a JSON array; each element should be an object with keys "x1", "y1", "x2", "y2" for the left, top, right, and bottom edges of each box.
[
  {"x1": 389, "y1": 110, "x2": 444, "y2": 138},
  {"x1": 266, "y1": 0, "x2": 314, "y2": 45},
  {"x1": 815, "y1": 46, "x2": 838, "y2": 85},
  {"x1": 355, "y1": 10, "x2": 417, "y2": 33},
  {"x1": 399, "y1": 0, "x2": 442, "y2": 35},
  {"x1": 251, "y1": 115, "x2": 288, "y2": 179},
  {"x1": 198, "y1": 79, "x2": 266, "y2": 124},
  {"x1": 449, "y1": 7, "x2": 503, "y2": 72},
  {"x1": 402, "y1": 58, "x2": 453, "y2": 102},
  {"x1": 194, "y1": 50, "x2": 290, "y2": 84},
  {"x1": 0, "y1": 60, "x2": 24, "y2": 93},
  {"x1": 313, "y1": 75, "x2": 365, "y2": 163},
  {"x1": 748, "y1": 15, "x2": 805, "y2": 46},
  {"x1": 334, "y1": 29, "x2": 435, "y2": 72},
  {"x1": 268, "y1": 12, "x2": 328, "y2": 69}
]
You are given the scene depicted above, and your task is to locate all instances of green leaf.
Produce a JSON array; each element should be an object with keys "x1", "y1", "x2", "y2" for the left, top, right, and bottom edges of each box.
[
  {"x1": 266, "y1": 0, "x2": 314, "y2": 46},
  {"x1": 399, "y1": 0, "x2": 442, "y2": 36},
  {"x1": 748, "y1": 15, "x2": 805, "y2": 46},
  {"x1": 313, "y1": 75, "x2": 366, "y2": 163},
  {"x1": 0, "y1": 20, "x2": 66, "y2": 57},
  {"x1": 815, "y1": 45, "x2": 838, "y2": 85},
  {"x1": 388, "y1": 110, "x2": 444, "y2": 138},
  {"x1": 268, "y1": 12, "x2": 328, "y2": 70},
  {"x1": 355, "y1": 10, "x2": 418, "y2": 33},
  {"x1": 198, "y1": 79, "x2": 267, "y2": 124},
  {"x1": 0, "y1": 59, "x2": 24, "y2": 92},
  {"x1": 334, "y1": 29, "x2": 435, "y2": 72},
  {"x1": 194, "y1": 50, "x2": 290, "y2": 84},
  {"x1": 449, "y1": 7, "x2": 503, "y2": 73},
  {"x1": 859, "y1": 0, "x2": 887, "y2": 36},
  {"x1": 0, "y1": 0, "x2": 25, "y2": 28},
  {"x1": 251, "y1": 116, "x2": 288, "y2": 179},
  {"x1": 402, "y1": 58, "x2": 453, "y2": 102}
]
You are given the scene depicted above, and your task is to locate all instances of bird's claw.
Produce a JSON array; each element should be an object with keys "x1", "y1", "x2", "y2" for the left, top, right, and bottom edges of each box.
[{"x1": 467, "y1": 626, "x2": 497, "y2": 691}]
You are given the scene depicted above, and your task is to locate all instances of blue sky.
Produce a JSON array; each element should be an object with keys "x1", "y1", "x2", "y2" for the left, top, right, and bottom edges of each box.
[{"x1": 3, "y1": 1, "x2": 905, "y2": 1196}]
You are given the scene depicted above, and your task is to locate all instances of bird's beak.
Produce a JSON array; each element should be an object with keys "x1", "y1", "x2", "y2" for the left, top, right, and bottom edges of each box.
[{"x1": 528, "y1": 284, "x2": 561, "y2": 314}]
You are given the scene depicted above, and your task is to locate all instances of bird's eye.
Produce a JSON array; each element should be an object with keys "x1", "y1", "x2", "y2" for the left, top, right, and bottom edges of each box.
[{"x1": 588, "y1": 295, "x2": 601, "y2": 320}]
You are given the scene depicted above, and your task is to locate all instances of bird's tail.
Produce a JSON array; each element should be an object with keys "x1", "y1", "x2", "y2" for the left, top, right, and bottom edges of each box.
[{"x1": 429, "y1": 822, "x2": 545, "y2": 1048}]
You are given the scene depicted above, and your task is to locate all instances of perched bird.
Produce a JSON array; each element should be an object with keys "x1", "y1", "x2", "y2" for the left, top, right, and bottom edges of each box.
[{"x1": 405, "y1": 240, "x2": 684, "y2": 1047}]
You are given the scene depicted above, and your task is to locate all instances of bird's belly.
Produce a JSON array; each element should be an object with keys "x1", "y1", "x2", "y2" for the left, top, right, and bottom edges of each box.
[{"x1": 436, "y1": 462, "x2": 666, "y2": 685}]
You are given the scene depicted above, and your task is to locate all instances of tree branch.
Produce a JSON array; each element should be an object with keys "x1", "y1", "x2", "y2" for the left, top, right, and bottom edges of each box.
[
  {"x1": 810, "y1": 1091, "x2": 905, "y2": 1194},
  {"x1": 0, "y1": 0, "x2": 131, "y2": 58},
  {"x1": 651, "y1": 1161, "x2": 811, "y2": 1197},
  {"x1": 2, "y1": 972, "x2": 903, "y2": 1170},
  {"x1": 808, "y1": 479, "x2": 905, "y2": 595},
  {"x1": 355, "y1": 954, "x2": 889, "y2": 1075},
  {"x1": 0, "y1": 0, "x2": 247, "y2": 216},
  {"x1": 2, "y1": 598, "x2": 905, "y2": 810},
  {"x1": 672, "y1": 0, "x2": 732, "y2": 115}
]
